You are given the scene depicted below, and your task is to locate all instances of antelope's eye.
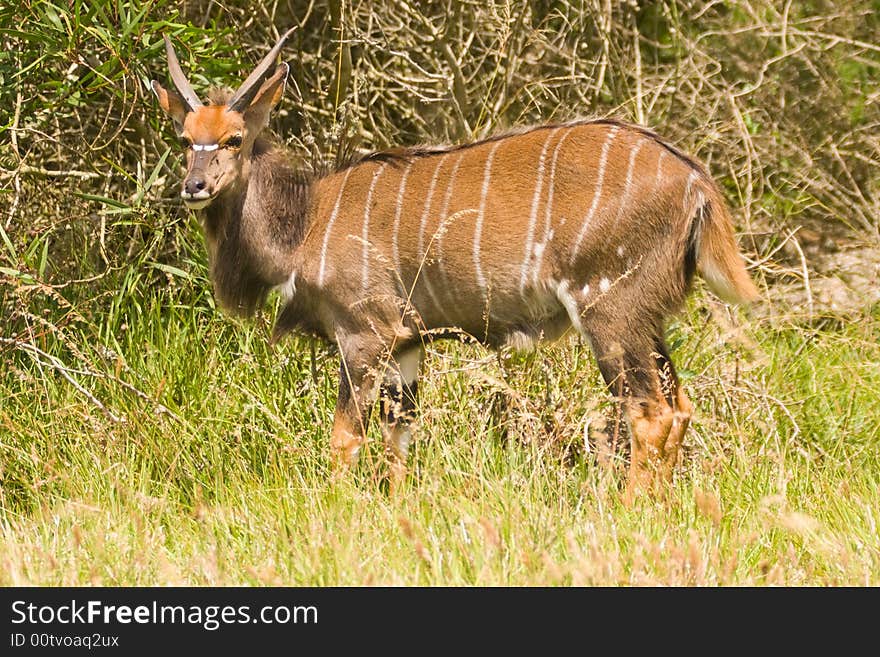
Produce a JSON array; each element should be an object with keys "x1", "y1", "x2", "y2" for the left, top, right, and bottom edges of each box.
[
  {"x1": 225, "y1": 135, "x2": 243, "y2": 149},
  {"x1": 179, "y1": 136, "x2": 193, "y2": 149}
]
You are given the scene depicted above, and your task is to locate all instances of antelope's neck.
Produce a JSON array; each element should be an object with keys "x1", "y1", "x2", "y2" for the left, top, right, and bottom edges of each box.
[{"x1": 203, "y1": 143, "x2": 313, "y2": 317}]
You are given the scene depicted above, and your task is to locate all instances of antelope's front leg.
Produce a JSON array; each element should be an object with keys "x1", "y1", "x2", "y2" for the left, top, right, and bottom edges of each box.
[
  {"x1": 380, "y1": 347, "x2": 423, "y2": 490},
  {"x1": 330, "y1": 356, "x2": 378, "y2": 474}
]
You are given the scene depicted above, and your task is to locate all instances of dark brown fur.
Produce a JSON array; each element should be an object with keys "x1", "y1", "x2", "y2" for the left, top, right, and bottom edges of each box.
[{"x1": 203, "y1": 138, "x2": 313, "y2": 316}]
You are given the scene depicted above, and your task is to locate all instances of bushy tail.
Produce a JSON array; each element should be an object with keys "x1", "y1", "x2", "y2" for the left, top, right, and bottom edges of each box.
[{"x1": 687, "y1": 177, "x2": 760, "y2": 305}]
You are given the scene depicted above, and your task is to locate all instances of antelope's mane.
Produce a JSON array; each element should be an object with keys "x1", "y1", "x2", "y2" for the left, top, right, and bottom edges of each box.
[{"x1": 338, "y1": 118, "x2": 708, "y2": 177}]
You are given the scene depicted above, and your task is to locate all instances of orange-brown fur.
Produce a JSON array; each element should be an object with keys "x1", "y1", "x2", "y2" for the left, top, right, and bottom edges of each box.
[{"x1": 154, "y1": 33, "x2": 758, "y2": 496}]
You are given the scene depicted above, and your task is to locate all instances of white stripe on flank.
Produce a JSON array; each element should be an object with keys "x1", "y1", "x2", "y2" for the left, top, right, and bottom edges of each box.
[
  {"x1": 611, "y1": 139, "x2": 645, "y2": 224},
  {"x1": 391, "y1": 163, "x2": 413, "y2": 280},
  {"x1": 434, "y1": 152, "x2": 465, "y2": 308},
  {"x1": 416, "y1": 155, "x2": 449, "y2": 311},
  {"x1": 653, "y1": 150, "x2": 667, "y2": 191},
  {"x1": 417, "y1": 156, "x2": 448, "y2": 259},
  {"x1": 532, "y1": 127, "x2": 574, "y2": 285},
  {"x1": 317, "y1": 167, "x2": 353, "y2": 287},
  {"x1": 473, "y1": 140, "x2": 503, "y2": 291},
  {"x1": 684, "y1": 168, "x2": 703, "y2": 212},
  {"x1": 684, "y1": 168, "x2": 699, "y2": 199},
  {"x1": 438, "y1": 153, "x2": 465, "y2": 224},
  {"x1": 361, "y1": 164, "x2": 387, "y2": 293},
  {"x1": 519, "y1": 128, "x2": 559, "y2": 293},
  {"x1": 570, "y1": 125, "x2": 620, "y2": 264}
]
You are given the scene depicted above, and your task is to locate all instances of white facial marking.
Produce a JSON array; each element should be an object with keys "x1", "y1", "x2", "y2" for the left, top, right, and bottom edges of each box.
[
  {"x1": 183, "y1": 198, "x2": 211, "y2": 210},
  {"x1": 361, "y1": 164, "x2": 387, "y2": 293},
  {"x1": 181, "y1": 189, "x2": 211, "y2": 201},
  {"x1": 191, "y1": 143, "x2": 219, "y2": 152},
  {"x1": 318, "y1": 168, "x2": 353, "y2": 286},
  {"x1": 519, "y1": 127, "x2": 559, "y2": 293},
  {"x1": 571, "y1": 125, "x2": 620, "y2": 263},
  {"x1": 473, "y1": 140, "x2": 503, "y2": 291},
  {"x1": 599, "y1": 277, "x2": 611, "y2": 293}
]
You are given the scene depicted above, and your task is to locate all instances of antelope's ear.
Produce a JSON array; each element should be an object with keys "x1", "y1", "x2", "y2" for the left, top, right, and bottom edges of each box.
[
  {"x1": 151, "y1": 80, "x2": 189, "y2": 130},
  {"x1": 243, "y1": 63, "x2": 288, "y2": 129}
]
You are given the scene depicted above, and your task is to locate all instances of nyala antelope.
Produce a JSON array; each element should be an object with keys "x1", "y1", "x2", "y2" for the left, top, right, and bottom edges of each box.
[{"x1": 152, "y1": 29, "x2": 759, "y2": 496}]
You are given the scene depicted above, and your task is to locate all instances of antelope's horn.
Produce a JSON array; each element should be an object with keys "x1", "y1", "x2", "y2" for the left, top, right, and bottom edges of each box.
[
  {"x1": 227, "y1": 27, "x2": 296, "y2": 113},
  {"x1": 163, "y1": 34, "x2": 203, "y2": 111}
]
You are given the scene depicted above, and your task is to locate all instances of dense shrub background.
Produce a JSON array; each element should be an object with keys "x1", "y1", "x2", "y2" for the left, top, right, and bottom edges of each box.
[{"x1": 2, "y1": 1, "x2": 878, "y2": 294}]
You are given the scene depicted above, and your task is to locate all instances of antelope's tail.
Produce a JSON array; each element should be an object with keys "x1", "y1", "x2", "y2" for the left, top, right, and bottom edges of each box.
[{"x1": 686, "y1": 175, "x2": 760, "y2": 305}]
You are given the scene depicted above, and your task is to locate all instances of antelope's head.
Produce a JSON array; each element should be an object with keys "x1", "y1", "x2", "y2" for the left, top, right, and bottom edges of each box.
[{"x1": 151, "y1": 29, "x2": 294, "y2": 209}]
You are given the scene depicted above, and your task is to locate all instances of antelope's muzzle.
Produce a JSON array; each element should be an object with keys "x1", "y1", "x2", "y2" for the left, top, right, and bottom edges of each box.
[{"x1": 181, "y1": 148, "x2": 217, "y2": 209}]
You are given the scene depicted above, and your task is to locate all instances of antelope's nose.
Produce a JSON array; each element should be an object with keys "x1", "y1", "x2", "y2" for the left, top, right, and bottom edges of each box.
[{"x1": 184, "y1": 177, "x2": 207, "y2": 196}]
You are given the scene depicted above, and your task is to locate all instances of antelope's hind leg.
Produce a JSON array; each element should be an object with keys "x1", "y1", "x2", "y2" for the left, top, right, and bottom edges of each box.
[
  {"x1": 379, "y1": 346, "x2": 423, "y2": 491},
  {"x1": 585, "y1": 323, "x2": 691, "y2": 498},
  {"x1": 653, "y1": 337, "x2": 693, "y2": 484}
]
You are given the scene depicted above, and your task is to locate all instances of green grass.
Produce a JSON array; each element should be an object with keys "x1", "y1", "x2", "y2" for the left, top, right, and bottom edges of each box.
[{"x1": 2, "y1": 233, "x2": 879, "y2": 586}]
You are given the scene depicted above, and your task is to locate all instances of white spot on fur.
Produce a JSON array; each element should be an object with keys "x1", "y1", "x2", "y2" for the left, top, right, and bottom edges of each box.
[
  {"x1": 279, "y1": 271, "x2": 296, "y2": 301},
  {"x1": 581, "y1": 283, "x2": 590, "y2": 296},
  {"x1": 617, "y1": 246, "x2": 625, "y2": 257},
  {"x1": 555, "y1": 280, "x2": 584, "y2": 335},
  {"x1": 505, "y1": 330, "x2": 537, "y2": 352},
  {"x1": 599, "y1": 277, "x2": 611, "y2": 293},
  {"x1": 395, "y1": 348, "x2": 422, "y2": 386}
]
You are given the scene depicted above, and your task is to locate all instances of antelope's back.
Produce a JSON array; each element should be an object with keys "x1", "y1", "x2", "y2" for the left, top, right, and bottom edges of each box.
[{"x1": 301, "y1": 120, "x2": 701, "y2": 343}]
